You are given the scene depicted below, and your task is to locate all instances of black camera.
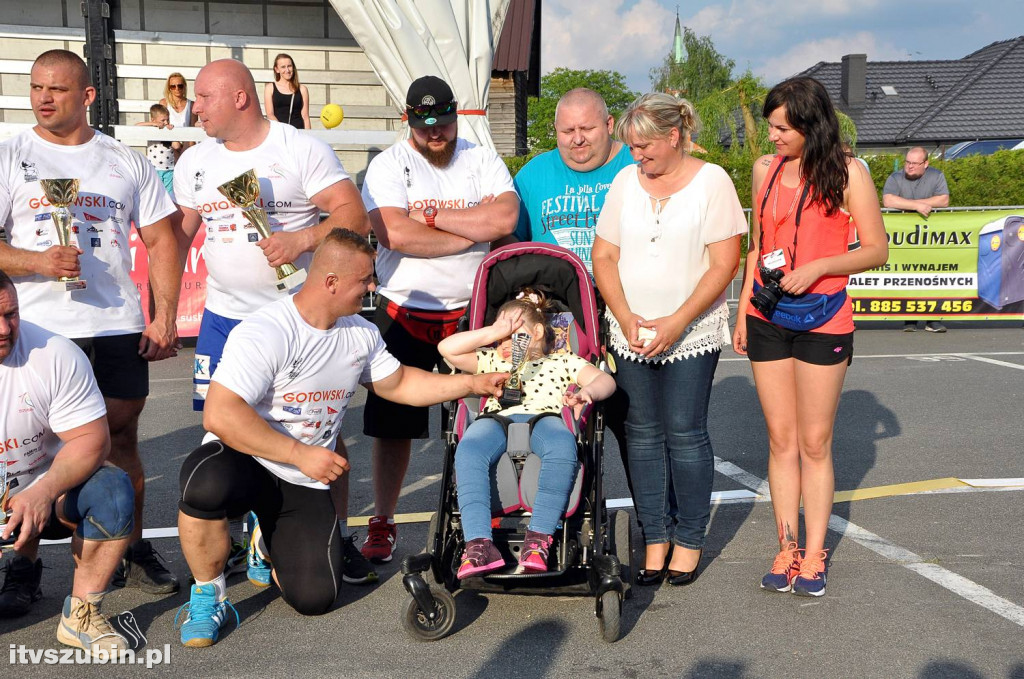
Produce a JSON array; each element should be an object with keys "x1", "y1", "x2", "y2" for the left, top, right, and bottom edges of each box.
[{"x1": 751, "y1": 267, "x2": 785, "y2": 318}]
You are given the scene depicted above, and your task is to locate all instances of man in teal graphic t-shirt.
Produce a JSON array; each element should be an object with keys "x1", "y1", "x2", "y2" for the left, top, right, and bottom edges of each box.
[{"x1": 513, "y1": 88, "x2": 633, "y2": 272}]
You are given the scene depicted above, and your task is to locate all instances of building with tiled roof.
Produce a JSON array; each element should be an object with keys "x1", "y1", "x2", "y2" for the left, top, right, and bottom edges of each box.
[{"x1": 800, "y1": 37, "x2": 1024, "y2": 155}]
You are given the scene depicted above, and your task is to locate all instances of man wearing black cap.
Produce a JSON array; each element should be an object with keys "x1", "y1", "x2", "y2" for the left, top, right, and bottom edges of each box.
[{"x1": 359, "y1": 75, "x2": 519, "y2": 564}]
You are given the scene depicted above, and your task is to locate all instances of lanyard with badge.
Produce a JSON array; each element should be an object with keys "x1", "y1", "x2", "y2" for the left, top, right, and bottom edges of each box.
[{"x1": 757, "y1": 157, "x2": 810, "y2": 275}]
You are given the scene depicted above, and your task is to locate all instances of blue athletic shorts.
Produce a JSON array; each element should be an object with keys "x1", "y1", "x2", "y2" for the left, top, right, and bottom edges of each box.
[{"x1": 193, "y1": 309, "x2": 243, "y2": 411}]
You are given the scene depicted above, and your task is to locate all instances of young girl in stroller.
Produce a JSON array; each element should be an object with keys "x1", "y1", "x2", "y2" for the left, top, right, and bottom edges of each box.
[{"x1": 438, "y1": 288, "x2": 616, "y2": 579}]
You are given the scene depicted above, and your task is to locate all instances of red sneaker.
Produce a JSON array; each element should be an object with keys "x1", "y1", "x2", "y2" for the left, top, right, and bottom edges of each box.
[{"x1": 360, "y1": 516, "x2": 397, "y2": 563}]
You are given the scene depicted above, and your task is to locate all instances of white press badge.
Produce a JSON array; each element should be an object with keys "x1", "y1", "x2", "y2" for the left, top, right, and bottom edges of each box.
[{"x1": 761, "y1": 249, "x2": 786, "y2": 270}]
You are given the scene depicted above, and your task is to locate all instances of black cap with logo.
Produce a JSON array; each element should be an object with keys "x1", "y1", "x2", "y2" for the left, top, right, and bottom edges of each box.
[{"x1": 405, "y1": 75, "x2": 457, "y2": 129}]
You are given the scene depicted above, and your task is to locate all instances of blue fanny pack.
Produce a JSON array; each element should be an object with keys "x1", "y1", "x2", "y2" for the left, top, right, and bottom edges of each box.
[{"x1": 753, "y1": 282, "x2": 848, "y2": 332}]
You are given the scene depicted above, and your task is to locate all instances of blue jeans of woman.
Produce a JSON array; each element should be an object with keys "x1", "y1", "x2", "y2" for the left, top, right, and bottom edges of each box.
[
  {"x1": 456, "y1": 413, "x2": 578, "y2": 541},
  {"x1": 613, "y1": 349, "x2": 720, "y2": 549}
]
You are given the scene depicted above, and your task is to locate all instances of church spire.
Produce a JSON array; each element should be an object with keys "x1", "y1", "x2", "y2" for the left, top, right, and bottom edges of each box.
[{"x1": 672, "y1": 6, "x2": 685, "y2": 64}]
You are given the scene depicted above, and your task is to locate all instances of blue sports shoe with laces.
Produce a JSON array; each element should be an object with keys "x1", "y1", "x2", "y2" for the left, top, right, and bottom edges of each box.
[
  {"x1": 246, "y1": 512, "x2": 272, "y2": 588},
  {"x1": 760, "y1": 541, "x2": 801, "y2": 593},
  {"x1": 175, "y1": 583, "x2": 239, "y2": 648},
  {"x1": 791, "y1": 549, "x2": 829, "y2": 597}
]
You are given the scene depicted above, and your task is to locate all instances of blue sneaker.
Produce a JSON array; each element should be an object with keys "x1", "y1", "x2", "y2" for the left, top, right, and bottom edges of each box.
[
  {"x1": 760, "y1": 542, "x2": 801, "y2": 593},
  {"x1": 246, "y1": 513, "x2": 272, "y2": 588},
  {"x1": 175, "y1": 583, "x2": 239, "y2": 648},
  {"x1": 792, "y1": 549, "x2": 828, "y2": 597}
]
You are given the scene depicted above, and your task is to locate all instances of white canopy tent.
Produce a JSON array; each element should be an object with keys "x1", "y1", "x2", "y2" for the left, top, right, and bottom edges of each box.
[{"x1": 329, "y1": 0, "x2": 510, "y2": 149}]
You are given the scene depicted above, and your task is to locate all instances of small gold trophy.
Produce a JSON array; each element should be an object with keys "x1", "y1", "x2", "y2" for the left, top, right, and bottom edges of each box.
[
  {"x1": 39, "y1": 178, "x2": 88, "y2": 292},
  {"x1": 217, "y1": 170, "x2": 307, "y2": 291},
  {"x1": 498, "y1": 332, "x2": 532, "y2": 409}
]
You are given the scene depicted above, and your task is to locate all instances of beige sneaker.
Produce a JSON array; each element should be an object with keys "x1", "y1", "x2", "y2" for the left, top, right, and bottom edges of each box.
[{"x1": 56, "y1": 593, "x2": 128, "y2": 659}]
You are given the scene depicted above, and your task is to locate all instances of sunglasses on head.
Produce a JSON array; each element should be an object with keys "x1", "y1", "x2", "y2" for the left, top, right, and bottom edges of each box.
[
  {"x1": 169, "y1": 83, "x2": 186, "y2": 89},
  {"x1": 407, "y1": 101, "x2": 457, "y2": 120}
]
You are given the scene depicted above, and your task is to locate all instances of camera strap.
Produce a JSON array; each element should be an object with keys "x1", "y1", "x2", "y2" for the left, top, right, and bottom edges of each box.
[{"x1": 757, "y1": 156, "x2": 811, "y2": 272}]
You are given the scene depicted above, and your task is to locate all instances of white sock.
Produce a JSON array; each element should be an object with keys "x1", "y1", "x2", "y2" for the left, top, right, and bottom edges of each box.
[
  {"x1": 386, "y1": 517, "x2": 396, "y2": 525},
  {"x1": 195, "y1": 574, "x2": 228, "y2": 602},
  {"x1": 338, "y1": 519, "x2": 350, "y2": 538}
]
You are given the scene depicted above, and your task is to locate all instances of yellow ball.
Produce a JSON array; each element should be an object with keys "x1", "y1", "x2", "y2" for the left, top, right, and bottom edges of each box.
[{"x1": 320, "y1": 104, "x2": 344, "y2": 129}]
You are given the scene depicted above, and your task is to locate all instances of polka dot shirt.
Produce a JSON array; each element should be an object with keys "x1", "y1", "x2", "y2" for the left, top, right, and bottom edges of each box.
[{"x1": 477, "y1": 348, "x2": 590, "y2": 416}]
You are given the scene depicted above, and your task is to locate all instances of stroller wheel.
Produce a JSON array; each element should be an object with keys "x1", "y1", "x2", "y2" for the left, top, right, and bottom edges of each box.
[
  {"x1": 610, "y1": 510, "x2": 635, "y2": 599},
  {"x1": 597, "y1": 590, "x2": 621, "y2": 643},
  {"x1": 401, "y1": 585, "x2": 456, "y2": 641}
]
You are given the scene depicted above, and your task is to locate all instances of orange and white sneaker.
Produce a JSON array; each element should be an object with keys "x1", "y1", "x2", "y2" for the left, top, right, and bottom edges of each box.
[
  {"x1": 760, "y1": 541, "x2": 802, "y2": 593},
  {"x1": 361, "y1": 516, "x2": 397, "y2": 563},
  {"x1": 792, "y1": 549, "x2": 829, "y2": 597}
]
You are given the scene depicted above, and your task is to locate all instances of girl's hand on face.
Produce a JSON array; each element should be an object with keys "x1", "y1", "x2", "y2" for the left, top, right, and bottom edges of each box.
[{"x1": 493, "y1": 308, "x2": 524, "y2": 340}]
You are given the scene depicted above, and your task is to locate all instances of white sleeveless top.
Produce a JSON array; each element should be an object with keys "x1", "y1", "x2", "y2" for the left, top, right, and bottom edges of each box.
[{"x1": 167, "y1": 99, "x2": 192, "y2": 127}]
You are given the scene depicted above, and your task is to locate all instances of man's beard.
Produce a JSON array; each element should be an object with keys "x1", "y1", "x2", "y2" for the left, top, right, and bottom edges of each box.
[{"x1": 414, "y1": 136, "x2": 457, "y2": 168}]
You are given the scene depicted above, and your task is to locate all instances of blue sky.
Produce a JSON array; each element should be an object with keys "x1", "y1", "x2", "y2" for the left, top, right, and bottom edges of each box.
[{"x1": 542, "y1": 0, "x2": 1024, "y2": 92}]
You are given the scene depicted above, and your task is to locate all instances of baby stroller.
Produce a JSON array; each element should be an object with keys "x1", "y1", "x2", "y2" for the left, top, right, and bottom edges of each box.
[{"x1": 399, "y1": 242, "x2": 636, "y2": 643}]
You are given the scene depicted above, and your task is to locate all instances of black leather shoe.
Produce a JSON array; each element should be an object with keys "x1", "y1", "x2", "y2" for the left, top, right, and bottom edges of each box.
[
  {"x1": 635, "y1": 544, "x2": 673, "y2": 586},
  {"x1": 112, "y1": 539, "x2": 179, "y2": 595},
  {"x1": 635, "y1": 567, "x2": 665, "y2": 586},
  {"x1": 667, "y1": 549, "x2": 702, "y2": 587}
]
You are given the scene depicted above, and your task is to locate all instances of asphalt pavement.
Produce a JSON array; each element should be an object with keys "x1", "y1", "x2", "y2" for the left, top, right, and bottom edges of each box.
[{"x1": 2, "y1": 325, "x2": 1023, "y2": 678}]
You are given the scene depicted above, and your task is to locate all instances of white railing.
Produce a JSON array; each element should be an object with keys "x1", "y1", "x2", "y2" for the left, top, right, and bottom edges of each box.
[{"x1": 0, "y1": 122, "x2": 398, "y2": 150}]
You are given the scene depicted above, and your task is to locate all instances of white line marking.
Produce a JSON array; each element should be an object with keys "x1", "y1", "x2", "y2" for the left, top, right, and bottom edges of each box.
[
  {"x1": 720, "y1": 351, "x2": 1024, "y2": 363},
  {"x1": 607, "y1": 488, "x2": 758, "y2": 510},
  {"x1": 955, "y1": 354, "x2": 1024, "y2": 371},
  {"x1": 714, "y1": 457, "x2": 771, "y2": 496},
  {"x1": 960, "y1": 478, "x2": 1024, "y2": 487},
  {"x1": 36, "y1": 485, "x2": 1022, "y2": 547},
  {"x1": 354, "y1": 473, "x2": 442, "y2": 515},
  {"x1": 830, "y1": 515, "x2": 1024, "y2": 627},
  {"x1": 715, "y1": 460, "x2": 1024, "y2": 628}
]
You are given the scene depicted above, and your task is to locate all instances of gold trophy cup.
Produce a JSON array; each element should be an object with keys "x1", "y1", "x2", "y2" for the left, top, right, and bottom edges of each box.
[
  {"x1": 39, "y1": 178, "x2": 87, "y2": 292},
  {"x1": 0, "y1": 461, "x2": 14, "y2": 549},
  {"x1": 498, "y1": 331, "x2": 532, "y2": 409},
  {"x1": 217, "y1": 170, "x2": 307, "y2": 291}
]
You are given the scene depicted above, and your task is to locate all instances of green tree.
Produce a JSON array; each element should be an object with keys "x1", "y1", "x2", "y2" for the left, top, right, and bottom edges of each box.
[
  {"x1": 526, "y1": 68, "x2": 637, "y2": 152},
  {"x1": 649, "y1": 27, "x2": 733, "y2": 103},
  {"x1": 650, "y1": 30, "x2": 857, "y2": 160}
]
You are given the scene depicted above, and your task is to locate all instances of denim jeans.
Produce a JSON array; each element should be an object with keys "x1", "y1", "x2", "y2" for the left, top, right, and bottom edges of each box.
[
  {"x1": 455, "y1": 413, "x2": 579, "y2": 541},
  {"x1": 613, "y1": 349, "x2": 720, "y2": 548}
]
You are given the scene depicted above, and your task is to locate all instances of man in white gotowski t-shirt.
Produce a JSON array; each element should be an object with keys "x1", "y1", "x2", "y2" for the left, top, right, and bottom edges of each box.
[
  {"x1": 173, "y1": 58, "x2": 369, "y2": 412},
  {"x1": 174, "y1": 229, "x2": 508, "y2": 648},
  {"x1": 173, "y1": 58, "x2": 373, "y2": 585},
  {"x1": 0, "y1": 49, "x2": 181, "y2": 596},
  {"x1": 0, "y1": 271, "x2": 137, "y2": 657},
  {"x1": 360, "y1": 75, "x2": 519, "y2": 564}
]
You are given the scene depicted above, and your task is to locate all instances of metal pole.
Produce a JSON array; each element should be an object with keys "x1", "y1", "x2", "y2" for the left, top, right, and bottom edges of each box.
[{"x1": 82, "y1": 0, "x2": 119, "y2": 136}]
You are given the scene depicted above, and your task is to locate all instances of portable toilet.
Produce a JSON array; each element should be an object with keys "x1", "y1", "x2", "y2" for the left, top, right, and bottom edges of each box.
[{"x1": 977, "y1": 215, "x2": 1024, "y2": 309}]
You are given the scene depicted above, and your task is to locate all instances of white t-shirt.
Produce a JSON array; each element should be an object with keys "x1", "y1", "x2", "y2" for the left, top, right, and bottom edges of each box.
[
  {"x1": 361, "y1": 138, "x2": 515, "y2": 311},
  {"x1": 0, "y1": 321, "x2": 107, "y2": 499},
  {"x1": 0, "y1": 129, "x2": 177, "y2": 337},
  {"x1": 173, "y1": 121, "x2": 350, "y2": 320},
  {"x1": 211, "y1": 296, "x2": 400, "y2": 488},
  {"x1": 596, "y1": 163, "x2": 747, "y2": 362}
]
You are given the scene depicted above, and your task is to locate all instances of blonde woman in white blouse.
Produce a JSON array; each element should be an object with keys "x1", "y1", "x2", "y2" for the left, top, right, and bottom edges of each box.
[{"x1": 592, "y1": 92, "x2": 746, "y2": 587}]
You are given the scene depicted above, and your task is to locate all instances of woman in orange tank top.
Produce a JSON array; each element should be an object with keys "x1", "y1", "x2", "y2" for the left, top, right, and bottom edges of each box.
[{"x1": 732, "y1": 77, "x2": 888, "y2": 597}]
